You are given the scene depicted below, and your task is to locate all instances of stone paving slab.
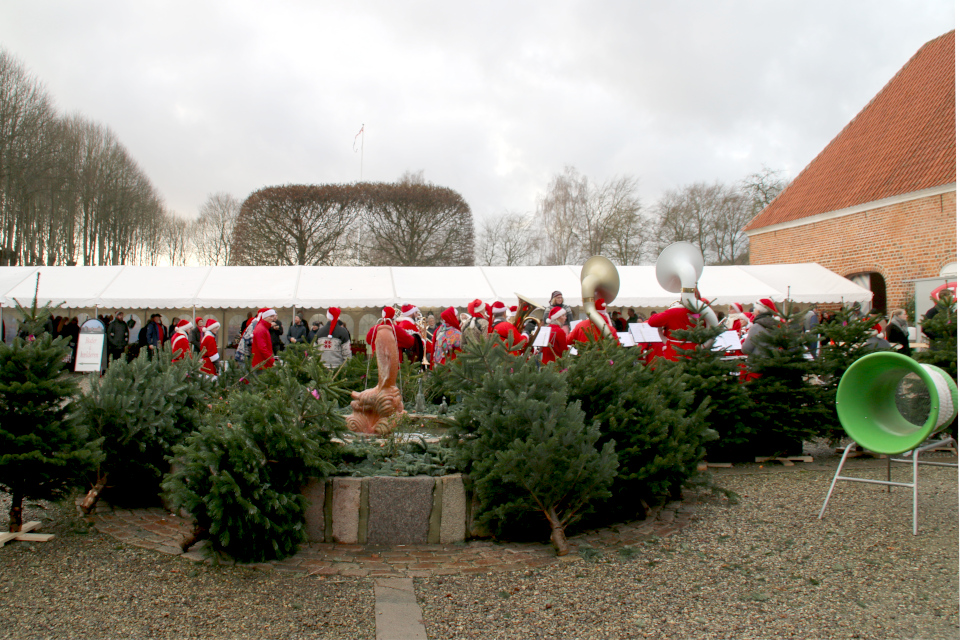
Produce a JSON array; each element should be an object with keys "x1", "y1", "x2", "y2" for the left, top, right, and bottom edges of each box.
[{"x1": 82, "y1": 490, "x2": 702, "y2": 578}]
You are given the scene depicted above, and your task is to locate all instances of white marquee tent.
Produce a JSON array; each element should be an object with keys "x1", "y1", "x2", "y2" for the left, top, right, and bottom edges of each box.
[{"x1": 0, "y1": 263, "x2": 872, "y2": 344}]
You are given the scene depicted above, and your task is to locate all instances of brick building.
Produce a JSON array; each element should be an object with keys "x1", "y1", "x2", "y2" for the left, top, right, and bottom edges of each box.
[{"x1": 744, "y1": 31, "x2": 956, "y2": 312}]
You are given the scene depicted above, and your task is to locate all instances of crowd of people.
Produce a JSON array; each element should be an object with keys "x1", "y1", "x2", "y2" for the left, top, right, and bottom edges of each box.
[{"x1": 10, "y1": 285, "x2": 948, "y2": 379}]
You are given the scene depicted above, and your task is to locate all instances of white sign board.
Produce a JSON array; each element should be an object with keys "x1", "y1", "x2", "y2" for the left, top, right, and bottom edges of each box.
[{"x1": 74, "y1": 334, "x2": 105, "y2": 372}]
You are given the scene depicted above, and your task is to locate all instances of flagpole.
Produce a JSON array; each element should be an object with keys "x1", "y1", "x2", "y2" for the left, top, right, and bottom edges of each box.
[{"x1": 360, "y1": 125, "x2": 364, "y2": 181}]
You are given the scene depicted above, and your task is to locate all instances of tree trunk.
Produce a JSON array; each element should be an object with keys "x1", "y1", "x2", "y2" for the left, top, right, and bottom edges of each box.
[
  {"x1": 8, "y1": 487, "x2": 23, "y2": 533},
  {"x1": 545, "y1": 506, "x2": 570, "y2": 556},
  {"x1": 79, "y1": 475, "x2": 107, "y2": 514},
  {"x1": 181, "y1": 525, "x2": 208, "y2": 552}
]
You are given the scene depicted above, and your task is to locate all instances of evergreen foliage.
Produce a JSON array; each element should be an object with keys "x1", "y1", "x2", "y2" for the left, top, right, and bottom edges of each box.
[
  {"x1": 162, "y1": 346, "x2": 345, "y2": 562},
  {"x1": 670, "y1": 322, "x2": 751, "y2": 462},
  {"x1": 71, "y1": 346, "x2": 216, "y2": 505},
  {"x1": 336, "y1": 435, "x2": 458, "y2": 477},
  {"x1": 562, "y1": 339, "x2": 712, "y2": 519},
  {"x1": 916, "y1": 290, "x2": 957, "y2": 381},
  {"x1": 0, "y1": 298, "x2": 99, "y2": 531},
  {"x1": 742, "y1": 307, "x2": 831, "y2": 456},
  {"x1": 815, "y1": 306, "x2": 893, "y2": 441},
  {"x1": 449, "y1": 337, "x2": 617, "y2": 555}
]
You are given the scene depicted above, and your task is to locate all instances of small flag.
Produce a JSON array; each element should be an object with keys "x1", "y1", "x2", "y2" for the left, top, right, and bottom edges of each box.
[{"x1": 353, "y1": 125, "x2": 364, "y2": 152}]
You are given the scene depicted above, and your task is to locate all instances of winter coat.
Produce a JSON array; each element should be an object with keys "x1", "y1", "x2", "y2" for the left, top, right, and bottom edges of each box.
[
  {"x1": 107, "y1": 318, "x2": 130, "y2": 349},
  {"x1": 314, "y1": 321, "x2": 353, "y2": 368},
  {"x1": 741, "y1": 312, "x2": 780, "y2": 358},
  {"x1": 287, "y1": 321, "x2": 309, "y2": 344}
]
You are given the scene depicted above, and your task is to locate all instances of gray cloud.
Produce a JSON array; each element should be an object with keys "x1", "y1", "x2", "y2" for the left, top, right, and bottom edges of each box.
[{"x1": 0, "y1": 0, "x2": 953, "y2": 221}]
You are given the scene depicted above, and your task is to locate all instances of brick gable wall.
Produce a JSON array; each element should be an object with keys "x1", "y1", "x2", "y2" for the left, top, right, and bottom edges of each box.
[{"x1": 748, "y1": 190, "x2": 956, "y2": 309}]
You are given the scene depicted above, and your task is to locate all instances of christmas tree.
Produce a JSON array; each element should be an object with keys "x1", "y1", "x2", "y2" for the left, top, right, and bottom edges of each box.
[
  {"x1": 162, "y1": 345, "x2": 345, "y2": 562},
  {"x1": 563, "y1": 338, "x2": 711, "y2": 520},
  {"x1": 815, "y1": 306, "x2": 892, "y2": 441},
  {"x1": 0, "y1": 297, "x2": 99, "y2": 531},
  {"x1": 72, "y1": 345, "x2": 215, "y2": 510},
  {"x1": 916, "y1": 290, "x2": 957, "y2": 381},
  {"x1": 742, "y1": 305, "x2": 831, "y2": 456},
  {"x1": 670, "y1": 322, "x2": 751, "y2": 462},
  {"x1": 449, "y1": 337, "x2": 617, "y2": 555}
]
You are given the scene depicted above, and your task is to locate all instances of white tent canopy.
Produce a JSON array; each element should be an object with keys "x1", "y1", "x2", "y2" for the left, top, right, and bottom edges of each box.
[{"x1": 0, "y1": 263, "x2": 872, "y2": 311}]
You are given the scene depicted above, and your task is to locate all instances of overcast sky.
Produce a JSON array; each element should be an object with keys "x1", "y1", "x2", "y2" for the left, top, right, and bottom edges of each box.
[{"x1": 0, "y1": 1, "x2": 953, "y2": 223}]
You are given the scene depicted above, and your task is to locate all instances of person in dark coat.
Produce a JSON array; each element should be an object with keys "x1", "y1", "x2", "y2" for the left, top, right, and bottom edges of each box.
[
  {"x1": 885, "y1": 308, "x2": 911, "y2": 355},
  {"x1": 270, "y1": 318, "x2": 285, "y2": 354},
  {"x1": 107, "y1": 311, "x2": 132, "y2": 363},
  {"x1": 287, "y1": 314, "x2": 309, "y2": 345}
]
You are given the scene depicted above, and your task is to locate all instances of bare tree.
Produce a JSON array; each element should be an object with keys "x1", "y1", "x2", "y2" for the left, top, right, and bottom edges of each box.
[
  {"x1": 193, "y1": 192, "x2": 240, "y2": 265},
  {"x1": 536, "y1": 167, "x2": 646, "y2": 265},
  {"x1": 361, "y1": 172, "x2": 475, "y2": 266},
  {"x1": 476, "y1": 211, "x2": 540, "y2": 266},
  {"x1": 163, "y1": 214, "x2": 191, "y2": 266},
  {"x1": 742, "y1": 165, "x2": 787, "y2": 214},
  {"x1": 231, "y1": 184, "x2": 358, "y2": 266}
]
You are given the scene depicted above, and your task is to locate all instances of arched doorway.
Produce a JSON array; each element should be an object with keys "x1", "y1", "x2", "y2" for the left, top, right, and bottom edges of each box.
[{"x1": 847, "y1": 271, "x2": 887, "y2": 313}]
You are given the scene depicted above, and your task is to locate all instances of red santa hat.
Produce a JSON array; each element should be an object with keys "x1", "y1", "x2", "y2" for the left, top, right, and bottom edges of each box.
[
  {"x1": 730, "y1": 302, "x2": 744, "y2": 313},
  {"x1": 261, "y1": 308, "x2": 277, "y2": 319},
  {"x1": 755, "y1": 298, "x2": 778, "y2": 315},
  {"x1": 381, "y1": 306, "x2": 396, "y2": 320},
  {"x1": 400, "y1": 303, "x2": 419, "y2": 318},
  {"x1": 440, "y1": 306, "x2": 460, "y2": 330},
  {"x1": 326, "y1": 307, "x2": 341, "y2": 325},
  {"x1": 549, "y1": 306, "x2": 567, "y2": 322},
  {"x1": 509, "y1": 305, "x2": 518, "y2": 315},
  {"x1": 203, "y1": 318, "x2": 221, "y2": 332},
  {"x1": 490, "y1": 301, "x2": 507, "y2": 317},
  {"x1": 595, "y1": 298, "x2": 607, "y2": 312},
  {"x1": 176, "y1": 319, "x2": 194, "y2": 333},
  {"x1": 467, "y1": 299, "x2": 485, "y2": 318}
]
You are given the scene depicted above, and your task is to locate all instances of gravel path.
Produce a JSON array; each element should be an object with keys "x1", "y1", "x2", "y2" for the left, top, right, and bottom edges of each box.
[
  {"x1": 2, "y1": 450, "x2": 957, "y2": 639},
  {"x1": 1, "y1": 497, "x2": 375, "y2": 640},
  {"x1": 416, "y1": 461, "x2": 959, "y2": 640}
]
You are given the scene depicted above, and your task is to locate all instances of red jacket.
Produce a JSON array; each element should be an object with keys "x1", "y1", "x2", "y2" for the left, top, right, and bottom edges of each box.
[
  {"x1": 251, "y1": 320, "x2": 274, "y2": 370},
  {"x1": 541, "y1": 324, "x2": 568, "y2": 364},
  {"x1": 200, "y1": 332, "x2": 219, "y2": 375},
  {"x1": 171, "y1": 332, "x2": 191, "y2": 362},
  {"x1": 568, "y1": 317, "x2": 615, "y2": 345},
  {"x1": 366, "y1": 321, "x2": 415, "y2": 354},
  {"x1": 647, "y1": 306, "x2": 695, "y2": 361}
]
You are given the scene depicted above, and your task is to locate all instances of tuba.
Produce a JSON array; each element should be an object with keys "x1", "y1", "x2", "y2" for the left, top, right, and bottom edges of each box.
[
  {"x1": 581, "y1": 256, "x2": 620, "y2": 338},
  {"x1": 513, "y1": 293, "x2": 544, "y2": 354},
  {"x1": 655, "y1": 241, "x2": 720, "y2": 328}
]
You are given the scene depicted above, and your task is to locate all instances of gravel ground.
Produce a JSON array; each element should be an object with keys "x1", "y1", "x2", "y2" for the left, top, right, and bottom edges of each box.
[
  {"x1": 0, "y1": 497, "x2": 375, "y2": 640},
  {"x1": 417, "y1": 460, "x2": 959, "y2": 640}
]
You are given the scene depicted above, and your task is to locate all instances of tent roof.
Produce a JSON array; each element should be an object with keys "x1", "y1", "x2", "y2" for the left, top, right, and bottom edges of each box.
[{"x1": 0, "y1": 263, "x2": 872, "y2": 310}]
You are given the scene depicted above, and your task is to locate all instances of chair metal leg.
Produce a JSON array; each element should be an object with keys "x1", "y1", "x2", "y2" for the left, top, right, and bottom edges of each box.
[{"x1": 819, "y1": 442, "x2": 856, "y2": 520}]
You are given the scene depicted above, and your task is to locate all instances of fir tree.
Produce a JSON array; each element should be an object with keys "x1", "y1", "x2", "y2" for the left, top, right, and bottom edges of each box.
[
  {"x1": 563, "y1": 339, "x2": 712, "y2": 520},
  {"x1": 815, "y1": 306, "x2": 892, "y2": 441},
  {"x1": 450, "y1": 338, "x2": 617, "y2": 555},
  {"x1": 743, "y1": 306, "x2": 831, "y2": 456},
  {"x1": 0, "y1": 298, "x2": 99, "y2": 531},
  {"x1": 916, "y1": 290, "x2": 957, "y2": 381},
  {"x1": 162, "y1": 345, "x2": 345, "y2": 562},
  {"x1": 72, "y1": 346, "x2": 216, "y2": 509},
  {"x1": 670, "y1": 322, "x2": 750, "y2": 462}
]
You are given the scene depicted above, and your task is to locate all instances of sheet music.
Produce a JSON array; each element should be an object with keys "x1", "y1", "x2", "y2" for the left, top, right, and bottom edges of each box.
[
  {"x1": 618, "y1": 332, "x2": 636, "y2": 347},
  {"x1": 629, "y1": 323, "x2": 662, "y2": 343},
  {"x1": 532, "y1": 328, "x2": 551, "y2": 348},
  {"x1": 712, "y1": 330, "x2": 743, "y2": 352}
]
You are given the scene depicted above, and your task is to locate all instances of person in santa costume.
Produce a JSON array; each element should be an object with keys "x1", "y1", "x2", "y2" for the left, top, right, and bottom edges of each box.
[
  {"x1": 397, "y1": 303, "x2": 429, "y2": 364},
  {"x1": 490, "y1": 300, "x2": 528, "y2": 355},
  {"x1": 461, "y1": 298, "x2": 489, "y2": 340},
  {"x1": 646, "y1": 295, "x2": 718, "y2": 361},
  {"x1": 431, "y1": 306, "x2": 462, "y2": 367},
  {"x1": 365, "y1": 307, "x2": 415, "y2": 357},
  {"x1": 541, "y1": 306, "x2": 569, "y2": 364},
  {"x1": 171, "y1": 319, "x2": 194, "y2": 363},
  {"x1": 251, "y1": 308, "x2": 278, "y2": 370},
  {"x1": 314, "y1": 307, "x2": 353, "y2": 368},
  {"x1": 568, "y1": 298, "x2": 617, "y2": 345},
  {"x1": 724, "y1": 302, "x2": 752, "y2": 337},
  {"x1": 741, "y1": 298, "x2": 782, "y2": 358},
  {"x1": 199, "y1": 318, "x2": 221, "y2": 376}
]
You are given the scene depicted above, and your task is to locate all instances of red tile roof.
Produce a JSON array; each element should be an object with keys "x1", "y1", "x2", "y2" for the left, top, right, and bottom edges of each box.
[{"x1": 744, "y1": 31, "x2": 956, "y2": 232}]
